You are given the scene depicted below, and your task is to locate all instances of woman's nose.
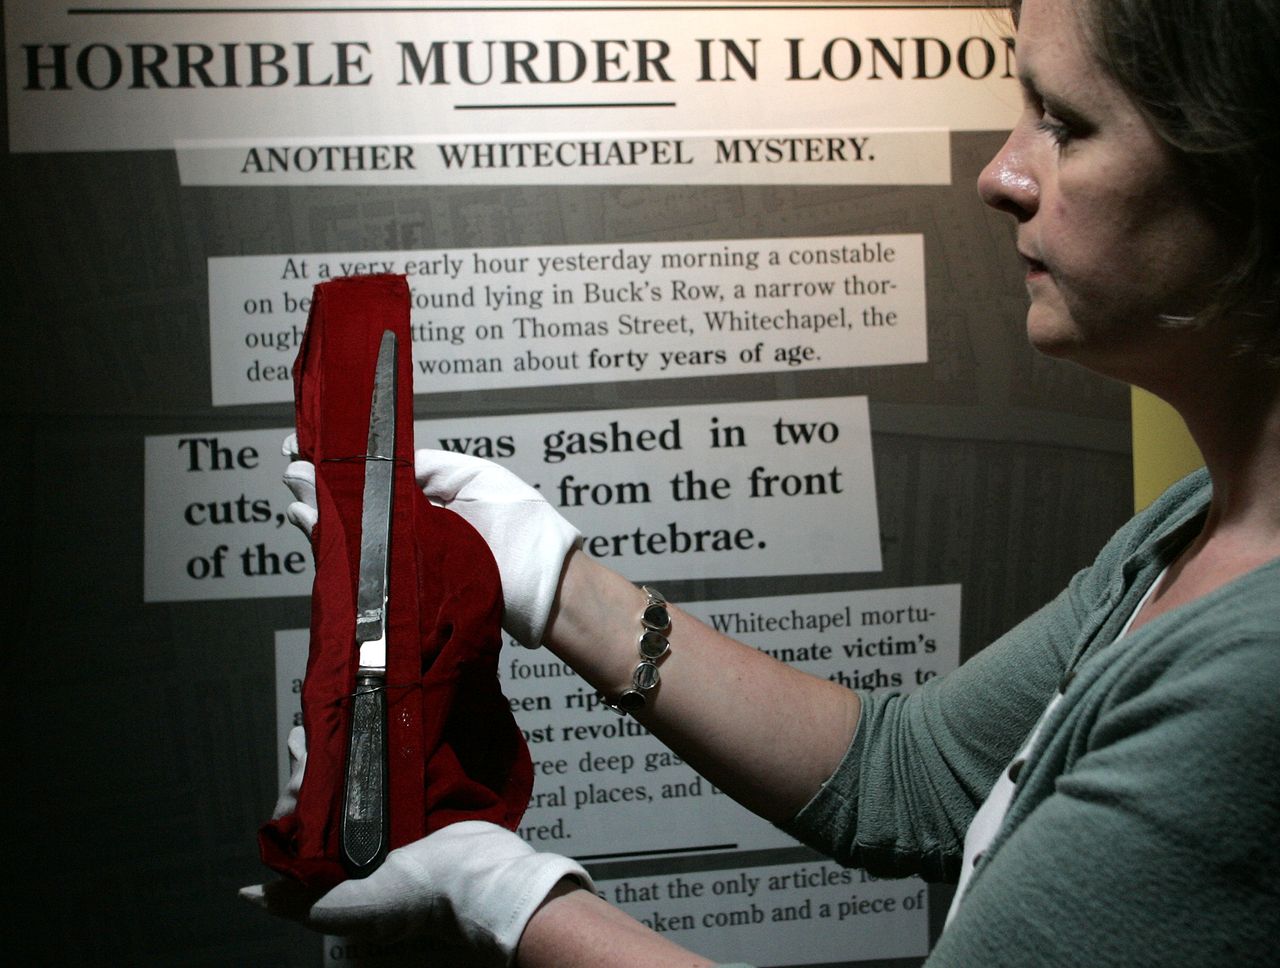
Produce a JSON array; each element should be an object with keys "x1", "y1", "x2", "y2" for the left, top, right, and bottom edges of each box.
[{"x1": 978, "y1": 131, "x2": 1039, "y2": 221}]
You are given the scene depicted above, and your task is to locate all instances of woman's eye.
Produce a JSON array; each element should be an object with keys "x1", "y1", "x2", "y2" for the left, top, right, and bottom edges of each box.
[{"x1": 1034, "y1": 115, "x2": 1073, "y2": 147}]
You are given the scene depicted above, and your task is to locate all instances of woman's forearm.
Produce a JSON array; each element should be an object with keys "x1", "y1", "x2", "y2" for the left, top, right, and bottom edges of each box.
[
  {"x1": 543, "y1": 550, "x2": 861, "y2": 823},
  {"x1": 517, "y1": 880, "x2": 716, "y2": 968}
]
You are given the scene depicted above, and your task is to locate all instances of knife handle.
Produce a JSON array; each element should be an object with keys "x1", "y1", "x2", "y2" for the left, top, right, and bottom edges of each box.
[{"x1": 341, "y1": 669, "x2": 389, "y2": 878}]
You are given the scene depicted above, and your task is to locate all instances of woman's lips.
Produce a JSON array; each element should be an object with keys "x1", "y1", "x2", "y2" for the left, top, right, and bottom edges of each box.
[{"x1": 1020, "y1": 252, "x2": 1048, "y2": 279}]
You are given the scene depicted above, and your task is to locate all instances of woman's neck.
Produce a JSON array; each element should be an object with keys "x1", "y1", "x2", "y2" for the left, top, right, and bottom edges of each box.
[
  {"x1": 1128, "y1": 343, "x2": 1280, "y2": 631},
  {"x1": 1173, "y1": 355, "x2": 1280, "y2": 541}
]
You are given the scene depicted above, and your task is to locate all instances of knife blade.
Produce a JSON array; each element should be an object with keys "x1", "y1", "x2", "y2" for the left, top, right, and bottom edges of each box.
[{"x1": 341, "y1": 328, "x2": 397, "y2": 878}]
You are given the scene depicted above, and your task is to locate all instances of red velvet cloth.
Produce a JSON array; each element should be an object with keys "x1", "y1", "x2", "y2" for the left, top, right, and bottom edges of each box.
[{"x1": 259, "y1": 274, "x2": 532, "y2": 889}]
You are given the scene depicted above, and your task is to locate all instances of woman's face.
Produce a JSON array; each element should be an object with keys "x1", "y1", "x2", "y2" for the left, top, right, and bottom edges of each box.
[{"x1": 978, "y1": 0, "x2": 1228, "y2": 384}]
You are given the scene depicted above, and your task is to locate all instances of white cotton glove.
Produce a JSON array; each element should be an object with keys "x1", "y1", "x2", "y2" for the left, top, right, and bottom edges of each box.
[
  {"x1": 414, "y1": 449, "x2": 582, "y2": 649},
  {"x1": 242, "y1": 821, "x2": 593, "y2": 966},
  {"x1": 271, "y1": 725, "x2": 308, "y2": 820},
  {"x1": 243, "y1": 725, "x2": 593, "y2": 965},
  {"x1": 281, "y1": 434, "x2": 318, "y2": 536},
  {"x1": 279, "y1": 437, "x2": 581, "y2": 648}
]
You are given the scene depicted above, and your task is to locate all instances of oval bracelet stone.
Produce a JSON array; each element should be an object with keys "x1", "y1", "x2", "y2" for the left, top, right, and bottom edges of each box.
[
  {"x1": 600, "y1": 586, "x2": 670, "y2": 715},
  {"x1": 639, "y1": 629, "x2": 670, "y2": 660}
]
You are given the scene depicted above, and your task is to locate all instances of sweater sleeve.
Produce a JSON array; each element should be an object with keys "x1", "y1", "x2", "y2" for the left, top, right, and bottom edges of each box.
[
  {"x1": 930, "y1": 626, "x2": 1280, "y2": 967},
  {"x1": 779, "y1": 568, "x2": 1088, "y2": 880},
  {"x1": 779, "y1": 471, "x2": 1212, "y2": 881}
]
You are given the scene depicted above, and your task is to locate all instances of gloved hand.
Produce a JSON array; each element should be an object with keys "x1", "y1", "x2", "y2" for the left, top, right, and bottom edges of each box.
[
  {"x1": 281, "y1": 469, "x2": 318, "y2": 536},
  {"x1": 414, "y1": 449, "x2": 582, "y2": 649},
  {"x1": 245, "y1": 728, "x2": 592, "y2": 967},
  {"x1": 271, "y1": 725, "x2": 308, "y2": 820},
  {"x1": 280, "y1": 437, "x2": 581, "y2": 649},
  {"x1": 244, "y1": 821, "x2": 592, "y2": 965}
]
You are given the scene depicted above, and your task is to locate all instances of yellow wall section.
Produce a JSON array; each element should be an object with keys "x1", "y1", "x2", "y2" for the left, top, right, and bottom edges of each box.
[{"x1": 1131, "y1": 387, "x2": 1204, "y2": 511}]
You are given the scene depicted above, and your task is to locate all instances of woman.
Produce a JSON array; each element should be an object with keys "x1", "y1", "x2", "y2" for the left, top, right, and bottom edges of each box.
[{"x1": 252, "y1": 0, "x2": 1280, "y2": 963}]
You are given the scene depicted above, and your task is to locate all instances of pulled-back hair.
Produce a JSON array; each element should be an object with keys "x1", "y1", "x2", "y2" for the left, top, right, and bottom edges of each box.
[{"x1": 1010, "y1": 0, "x2": 1280, "y2": 349}]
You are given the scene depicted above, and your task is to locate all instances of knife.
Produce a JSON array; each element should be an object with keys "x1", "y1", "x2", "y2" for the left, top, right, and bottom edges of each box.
[{"x1": 341, "y1": 328, "x2": 397, "y2": 878}]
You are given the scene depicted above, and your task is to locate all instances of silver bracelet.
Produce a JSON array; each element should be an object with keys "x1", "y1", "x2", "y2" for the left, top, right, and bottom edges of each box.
[{"x1": 601, "y1": 585, "x2": 671, "y2": 714}]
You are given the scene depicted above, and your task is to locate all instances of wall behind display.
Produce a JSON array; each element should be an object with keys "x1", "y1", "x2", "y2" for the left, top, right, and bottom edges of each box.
[
  {"x1": 3, "y1": 5, "x2": 1133, "y2": 967},
  {"x1": 1132, "y1": 389, "x2": 1203, "y2": 510}
]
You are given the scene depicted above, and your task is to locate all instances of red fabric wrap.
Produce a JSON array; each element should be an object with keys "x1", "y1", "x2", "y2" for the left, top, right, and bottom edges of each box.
[{"x1": 259, "y1": 274, "x2": 532, "y2": 889}]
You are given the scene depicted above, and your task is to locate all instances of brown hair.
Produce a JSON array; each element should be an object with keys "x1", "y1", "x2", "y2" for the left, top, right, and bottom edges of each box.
[{"x1": 1010, "y1": 0, "x2": 1280, "y2": 348}]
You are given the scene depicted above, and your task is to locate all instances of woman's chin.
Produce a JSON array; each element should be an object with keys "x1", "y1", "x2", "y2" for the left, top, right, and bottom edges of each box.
[{"x1": 1023, "y1": 305, "x2": 1084, "y2": 359}]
